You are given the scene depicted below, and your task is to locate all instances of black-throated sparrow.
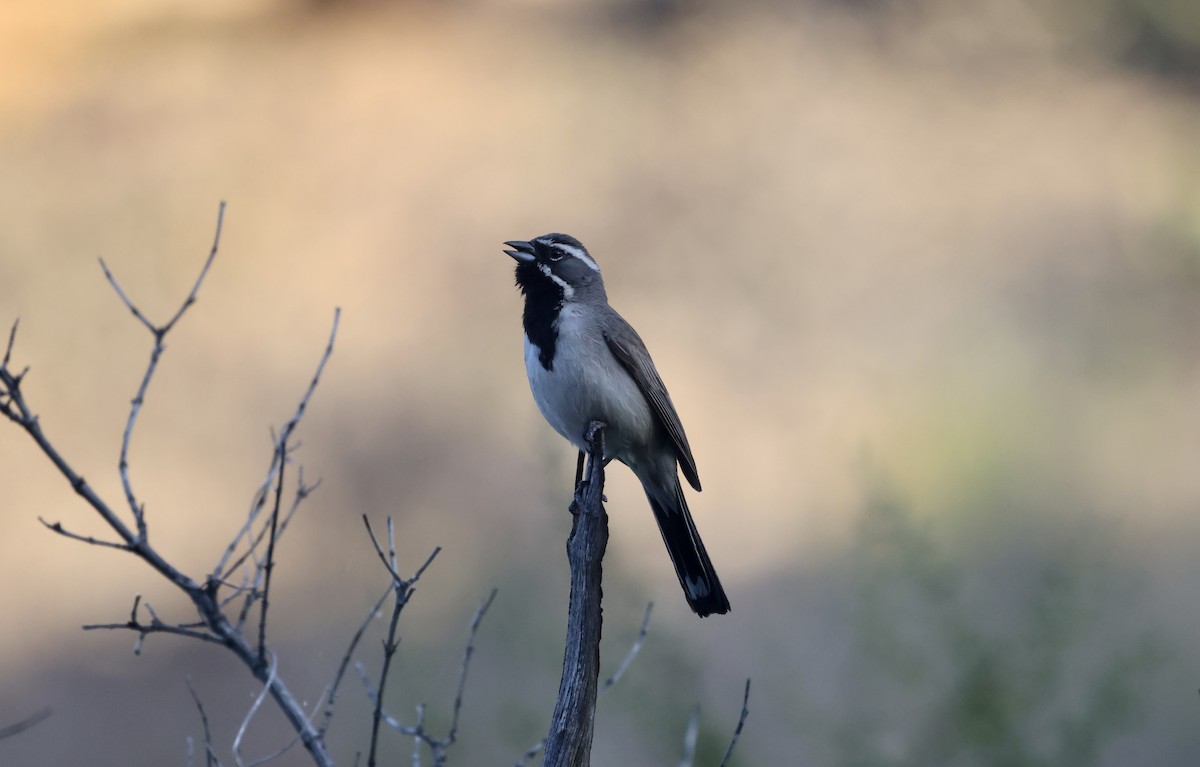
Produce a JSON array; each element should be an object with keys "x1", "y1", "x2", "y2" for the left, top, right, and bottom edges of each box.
[{"x1": 503, "y1": 233, "x2": 730, "y2": 617}]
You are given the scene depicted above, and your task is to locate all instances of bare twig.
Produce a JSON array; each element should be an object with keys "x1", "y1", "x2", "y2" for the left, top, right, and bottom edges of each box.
[
  {"x1": 0, "y1": 707, "x2": 52, "y2": 741},
  {"x1": 364, "y1": 521, "x2": 441, "y2": 767},
  {"x1": 214, "y1": 305, "x2": 334, "y2": 594},
  {"x1": 2, "y1": 317, "x2": 18, "y2": 370},
  {"x1": 83, "y1": 595, "x2": 222, "y2": 654},
  {"x1": 186, "y1": 678, "x2": 222, "y2": 767},
  {"x1": 355, "y1": 516, "x2": 492, "y2": 766},
  {"x1": 257, "y1": 308, "x2": 340, "y2": 665},
  {"x1": 257, "y1": 438, "x2": 288, "y2": 665},
  {"x1": 0, "y1": 204, "x2": 339, "y2": 767},
  {"x1": 82, "y1": 619, "x2": 223, "y2": 651},
  {"x1": 600, "y1": 603, "x2": 652, "y2": 694},
  {"x1": 442, "y1": 588, "x2": 497, "y2": 750},
  {"x1": 515, "y1": 742, "x2": 545, "y2": 767},
  {"x1": 98, "y1": 258, "x2": 156, "y2": 334},
  {"x1": 213, "y1": 462, "x2": 282, "y2": 580},
  {"x1": 361, "y1": 589, "x2": 497, "y2": 767},
  {"x1": 38, "y1": 516, "x2": 130, "y2": 551},
  {"x1": 319, "y1": 584, "x2": 394, "y2": 738},
  {"x1": 717, "y1": 680, "x2": 751, "y2": 767},
  {"x1": 361, "y1": 613, "x2": 399, "y2": 767},
  {"x1": 240, "y1": 689, "x2": 332, "y2": 767},
  {"x1": 102, "y1": 201, "x2": 225, "y2": 542},
  {"x1": 411, "y1": 705, "x2": 425, "y2": 767},
  {"x1": 226, "y1": 472, "x2": 318, "y2": 634},
  {"x1": 225, "y1": 460, "x2": 312, "y2": 567},
  {"x1": 99, "y1": 202, "x2": 223, "y2": 336},
  {"x1": 363, "y1": 516, "x2": 408, "y2": 584},
  {"x1": 233, "y1": 651, "x2": 279, "y2": 767},
  {"x1": 677, "y1": 707, "x2": 700, "y2": 767}
]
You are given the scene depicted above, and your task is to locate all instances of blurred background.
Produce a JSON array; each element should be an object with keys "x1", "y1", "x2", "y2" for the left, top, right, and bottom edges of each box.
[{"x1": 3, "y1": 0, "x2": 1200, "y2": 764}]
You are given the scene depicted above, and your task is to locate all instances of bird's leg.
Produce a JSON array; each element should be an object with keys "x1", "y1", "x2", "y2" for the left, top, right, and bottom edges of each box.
[
  {"x1": 583, "y1": 421, "x2": 605, "y2": 483},
  {"x1": 583, "y1": 421, "x2": 608, "y2": 501},
  {"x1": 572, "y1": 422, "x2": 609, "y2": 514},
  {"x1": 569, "y1": 449, "x2": 586, "y2": 515}
]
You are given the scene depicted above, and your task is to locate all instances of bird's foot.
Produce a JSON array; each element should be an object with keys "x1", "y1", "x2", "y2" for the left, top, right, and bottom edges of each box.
[{"x1": 569, "y1": 480, "x2": 589, "y2": 514}]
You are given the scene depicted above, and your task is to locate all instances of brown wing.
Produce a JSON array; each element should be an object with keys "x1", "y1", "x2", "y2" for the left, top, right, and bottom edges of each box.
[{"x1": 604, "y1": 320, "x2": 702, "y2": 492}]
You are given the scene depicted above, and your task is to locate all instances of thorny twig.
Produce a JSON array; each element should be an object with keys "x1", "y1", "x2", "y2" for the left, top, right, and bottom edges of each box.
[
  {"x1": 357, "y1": 589, "x2": 497, "y2": 767},
  {"x1": 1, "y1": 318, "x2": 21, "y2": 375},
  {"x1": 38, "y1": 516, "x2": 130, "y2": 551},
  {"x1": 258, "y1": 308, "x2": 341, "y2": 665},
  {"x1": 221, "y1": 472, "x2": 321, "y2": 589},
  {"x1": 355, "y1": 516, "x2": 496, "y2": 766},
  {"x1": 320, "y1": 584, "x2": 394, "y2": 739},
  {"x1": 0, "y1": 204, "x2": 339, "y2": 767},
  {"x1": 99, "y1": 200, "x2": 224, "y2": 542},
  {"x1": 83, "y1": 595, "x2": 223, "y2": 655},
  {"x1": 362, "y1": 516, "x2": 442, "y2": 767}
]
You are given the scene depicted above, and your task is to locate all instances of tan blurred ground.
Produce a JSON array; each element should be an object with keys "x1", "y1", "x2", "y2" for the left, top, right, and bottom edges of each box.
[{"x1": 3, "y1": 1, "x2": 1200, "y2": 764}]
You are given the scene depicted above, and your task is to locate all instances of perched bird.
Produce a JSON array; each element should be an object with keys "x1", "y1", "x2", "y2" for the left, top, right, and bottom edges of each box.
[{"x1": 503, "y1": 233, "x2": 730, "y2": 617}]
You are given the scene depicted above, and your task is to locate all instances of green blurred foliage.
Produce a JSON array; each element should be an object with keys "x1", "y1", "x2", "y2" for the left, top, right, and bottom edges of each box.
[
  {"x1": 833, "y1": 478, "x2": 1167, "y2": 767},
  {"x1": 1105, "y1": 0, "x2": 1200, "y2": 75}
]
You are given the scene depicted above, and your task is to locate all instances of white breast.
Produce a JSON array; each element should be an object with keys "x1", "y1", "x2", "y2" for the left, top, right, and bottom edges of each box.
[{"x1": 524, "y1": 305, "x2": 654, "y2": 461}]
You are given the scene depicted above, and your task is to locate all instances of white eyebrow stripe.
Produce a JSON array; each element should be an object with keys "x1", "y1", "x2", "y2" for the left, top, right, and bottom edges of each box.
[
  {"x1": 540, "y1": 240, "x2": 601, "y2": 273},
  {"x1": 537, "y1": 262, "x2": 574, "y2": 298}
]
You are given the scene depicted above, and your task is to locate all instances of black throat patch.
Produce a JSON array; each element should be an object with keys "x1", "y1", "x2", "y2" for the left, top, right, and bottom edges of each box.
[{"x1": 516, "y1": 262, "x2": 563, "y2": 370}]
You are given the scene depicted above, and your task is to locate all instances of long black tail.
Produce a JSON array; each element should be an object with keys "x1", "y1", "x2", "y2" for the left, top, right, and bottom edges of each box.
[{"x1": 645, "y1": 480, "x2": 730, "y2": 617}]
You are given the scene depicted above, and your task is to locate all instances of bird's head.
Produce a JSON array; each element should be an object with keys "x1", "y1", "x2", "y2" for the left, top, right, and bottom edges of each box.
[{"x1": 504, "y1": 233, "x2": 606, "y2": 304}]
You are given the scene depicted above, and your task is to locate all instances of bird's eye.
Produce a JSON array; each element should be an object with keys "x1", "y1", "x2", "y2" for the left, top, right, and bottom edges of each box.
[{"x1": 548, "y1": 250, "x2": 564, "y2": 262}]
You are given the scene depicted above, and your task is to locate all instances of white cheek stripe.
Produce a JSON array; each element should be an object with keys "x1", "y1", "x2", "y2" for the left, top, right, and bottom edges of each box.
[
  {"x1": 559, "y1": 244, "x2": 604, "y2": 274},
  {"x1": 540, "y1": 240, "x2": 601, "y2": 273},
  {"x1": 537, "y1": 262, "x2": 574, "y2": 298}
]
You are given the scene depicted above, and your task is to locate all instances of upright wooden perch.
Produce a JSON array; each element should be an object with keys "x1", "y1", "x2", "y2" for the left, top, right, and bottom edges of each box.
[{"x1": 543, "y1": 421, "x2": 609, "y2": 767}]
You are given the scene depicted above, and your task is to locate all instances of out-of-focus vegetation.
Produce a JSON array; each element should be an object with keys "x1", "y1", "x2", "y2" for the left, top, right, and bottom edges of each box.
[
  {"x1": 3, "y1": 1, "x2": 1200, "y2": 765},
  {"x1": 832, "y1": 479, "x2": 1166, "y2": 767}
]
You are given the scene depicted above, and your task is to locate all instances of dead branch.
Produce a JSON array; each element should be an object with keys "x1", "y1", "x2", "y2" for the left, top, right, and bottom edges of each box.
[
  {"x1": 542, "y1": 420, "x2": 609, "y2": 767},
  {"x1": 516, "y1": 602, "x2": 653, "y2": 766},
  {"x1": 0, "y1": 204, "x2": 338, "y2": 767}
]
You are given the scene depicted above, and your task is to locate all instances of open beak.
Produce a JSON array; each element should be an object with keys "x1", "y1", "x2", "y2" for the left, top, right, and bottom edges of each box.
[{"x1": 503, "y1": 240, "x2": 536, "y2": 262}]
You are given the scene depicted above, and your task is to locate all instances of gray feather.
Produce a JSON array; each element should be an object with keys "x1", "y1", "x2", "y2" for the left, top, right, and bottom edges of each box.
[{"x1": 603, "y1": 318, "x2": 702, "y2": 492}]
